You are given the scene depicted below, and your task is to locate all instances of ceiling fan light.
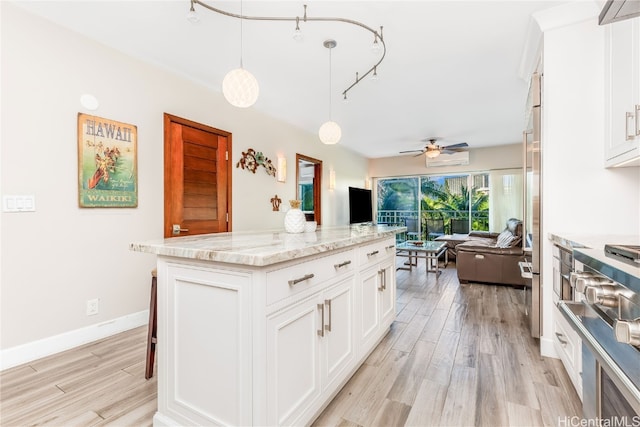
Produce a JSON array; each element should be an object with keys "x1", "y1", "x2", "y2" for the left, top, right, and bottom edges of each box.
[
  {"x1": 319, "y1": 121, "x2": 342, "y2": 145},
  {"x1": 222, "y1": 67, "x2": 259, "y2": 108},
  {"x1": 425, "y1": 150, "x2": 440, "y2": 159}
]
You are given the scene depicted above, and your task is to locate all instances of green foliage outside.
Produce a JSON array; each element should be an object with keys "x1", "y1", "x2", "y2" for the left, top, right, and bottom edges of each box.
[{"x1": 377, "y1": 176, "x2": 489, "y2": 232}]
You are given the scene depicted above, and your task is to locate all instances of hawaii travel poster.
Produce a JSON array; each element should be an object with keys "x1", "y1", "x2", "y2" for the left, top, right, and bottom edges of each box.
[{"x1": 77, "y1": 113, "x2": 138, "y2": 207}]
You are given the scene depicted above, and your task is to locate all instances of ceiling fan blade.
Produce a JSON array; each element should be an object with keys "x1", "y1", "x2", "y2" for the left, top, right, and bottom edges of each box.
[
  {"x1": 441, "y1": 142, "x2": 469, "y2": 150},
  {"x1": 399, "y1": 149, "x2": 425, "y2": 154}
]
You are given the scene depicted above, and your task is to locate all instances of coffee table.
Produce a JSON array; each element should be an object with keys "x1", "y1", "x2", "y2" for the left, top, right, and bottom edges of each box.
[
  {"x1": 434, "y1": 233, "x2": 471, "y2": 259},
  {"x1": 396, "y1": 241, "x2": 448, "y2": 275}
]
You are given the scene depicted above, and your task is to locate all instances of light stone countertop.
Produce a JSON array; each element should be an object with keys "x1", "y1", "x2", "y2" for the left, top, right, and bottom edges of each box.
[{"x1": 130, "y1": 225, "x2": 407, "y2": 267}]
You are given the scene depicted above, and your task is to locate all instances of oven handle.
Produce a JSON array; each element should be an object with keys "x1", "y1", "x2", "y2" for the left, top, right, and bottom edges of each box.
[{"x1": 557, "y1": 301, "x2": 640, "y2": 414}]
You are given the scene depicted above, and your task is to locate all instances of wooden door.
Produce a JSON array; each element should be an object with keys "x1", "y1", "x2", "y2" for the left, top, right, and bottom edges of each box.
[{"x1": 164, "y1": 114, "x2": 232, "y2": 238}]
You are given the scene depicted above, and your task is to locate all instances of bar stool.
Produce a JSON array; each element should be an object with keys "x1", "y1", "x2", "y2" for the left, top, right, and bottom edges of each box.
[{"x1": 145, "y1": 268, "x2": 157, "y2": 379}]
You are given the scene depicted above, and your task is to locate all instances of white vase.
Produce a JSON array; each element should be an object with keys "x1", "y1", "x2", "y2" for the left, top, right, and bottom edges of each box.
[{"x1": 284, "y1": 208, "x2": 306, "y2": 233}]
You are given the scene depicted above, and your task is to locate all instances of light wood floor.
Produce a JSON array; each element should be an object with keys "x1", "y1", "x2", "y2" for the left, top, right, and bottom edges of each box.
[{"x1": 0, "y1": 261, "x2": 582, "y2": 427}]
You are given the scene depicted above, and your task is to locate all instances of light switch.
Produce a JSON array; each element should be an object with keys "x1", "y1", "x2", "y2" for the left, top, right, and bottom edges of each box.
[{"x1": 3, "y1": 195, "x2": 36, "y2": 212}]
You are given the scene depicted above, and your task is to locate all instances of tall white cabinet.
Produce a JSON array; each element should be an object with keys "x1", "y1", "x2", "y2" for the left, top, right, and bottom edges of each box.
[{"x1": 604, "y1": 17, "x2": 640, "y2": 167}]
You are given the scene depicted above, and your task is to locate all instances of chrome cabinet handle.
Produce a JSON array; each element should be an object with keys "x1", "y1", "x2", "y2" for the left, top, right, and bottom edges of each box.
[
  {"x1": 626, "y1": 111, "x2": 635, "y2": 141},
  {"x1": 367, "y1": 250, "x2": 379, "y2": 257},
  {"x1": 555, "y1": 332, "x2": 568, "y2": 346},
  {"x1": 385, "y1": 245, "x2": 395, "y2": 250},
  {"x1": 317, "y1": 303, "x2": 325, "y2": 337},
  {"x1": 381, "y1": 268, "x2": 386, "y2": 290},
  {"x1": 635, "y1": 105, "x2": 640, "y2": 136},
  {"x1": 334, "y1": 260, "x2": 352, "y2": 269},
  {"x1": 378, "y1": 269, "x2": 384, "y2": 291},
  {"x1": 288, "y1": 273, "x2": 314, "y2": 286},
  {"x1": 324, "y1": 299, "x2": 332, "y2": 332}
]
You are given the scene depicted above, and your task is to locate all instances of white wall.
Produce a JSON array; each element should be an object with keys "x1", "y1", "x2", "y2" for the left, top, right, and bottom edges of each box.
[
  {"x1": 539, "y1": 12, "x2": 640, "y2": 354},
  {"x1": 369, "y1": 143, "x2": 523, "y2": 178},
  {"x1": 0, "y1": 3, "x2": 367, "y2": 361}
]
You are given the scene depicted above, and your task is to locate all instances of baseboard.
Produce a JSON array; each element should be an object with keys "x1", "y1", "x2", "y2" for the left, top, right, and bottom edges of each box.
[
  {"x1": 540, "y1": 335, "x2": 558, "y2": 359},
  {"x1": 0, "y1": 310, "x2": 148, "y2": 371}
]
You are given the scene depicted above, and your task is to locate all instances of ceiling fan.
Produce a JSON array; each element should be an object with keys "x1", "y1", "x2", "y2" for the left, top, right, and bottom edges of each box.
[{"x1": 399, "y1": 137, "x2": 469, "y2": 158}]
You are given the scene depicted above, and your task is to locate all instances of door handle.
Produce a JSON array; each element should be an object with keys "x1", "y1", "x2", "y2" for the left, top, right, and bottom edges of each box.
[
  {"x1": 555, "y1": 332, "x2": 568, "y2": 346},
  {"x1": 324, "y1": 299, "x2": 332, "y2": 332},
  {"x1": 635, "y1": 105, "x2": 639, "y2": 136},
  {"x1": 172, "y1": 224, "x2": 189, "y2": 235},
  {"x1": 317, "y1": 303, "x2": 325, "y2": 337},
  {"x1": 626, "y1": 112, "x2": 635, "y2": 141}
]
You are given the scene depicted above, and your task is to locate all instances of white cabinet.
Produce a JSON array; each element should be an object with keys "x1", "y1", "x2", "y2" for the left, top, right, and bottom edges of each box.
[
  {"x1": 266, "y1": 275, "x2": 356, "y2": 426},
  {"x1": 153, "y1": 235, "x2": 398, "y2": 427},
  {"x1": 604, "y1": 17, "x2": 640, "y2": 167},
  {"x1": 551, "y1": 244, "x2": 582, "y2": 399},
  {"x1": 357, "y1": 240, "x2": 396, "y2": 353},
  {"x1": 553, "y1": 307, "x2": 583, "y2": 399}
]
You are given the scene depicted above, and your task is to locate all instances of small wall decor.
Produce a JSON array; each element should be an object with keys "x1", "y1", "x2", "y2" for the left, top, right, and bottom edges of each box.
[
  {"x1": 270, "y1": 194, "x2": 282, "y2": 211},
  {"x1": 236, "y1": 148, "x2": 276, "y2": 177},
  {"x1": 77, "y1": 113, "x2": 137, "y2": 208}
]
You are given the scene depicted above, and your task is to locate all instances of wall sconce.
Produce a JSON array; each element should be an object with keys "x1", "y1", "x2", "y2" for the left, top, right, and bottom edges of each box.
[
  {"x1": 277, "y1": 157, "x2": 287, "y2": 182},
  {"x1": 329, "y1": 170, "x2": 336, "y2": 190}
]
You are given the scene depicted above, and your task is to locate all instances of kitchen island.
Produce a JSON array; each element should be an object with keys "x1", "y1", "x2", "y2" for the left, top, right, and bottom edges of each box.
[{"x1": 130, "y1": 225, "x2": 405, "y2": 427}]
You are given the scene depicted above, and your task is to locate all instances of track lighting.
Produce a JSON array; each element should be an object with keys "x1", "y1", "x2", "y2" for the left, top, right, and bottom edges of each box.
[
  {"x1": 187, "y1": 0, "x2": 386, "y2": 125},
  {"x1": 293, "y1": 17, "x2": 303, "y2": 41},
  {"x1": 187, "y1": 0, "x2": 200, "y2": 23}
]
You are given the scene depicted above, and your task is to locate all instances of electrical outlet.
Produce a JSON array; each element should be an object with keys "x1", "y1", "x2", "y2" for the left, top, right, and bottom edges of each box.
[{"x1": 86, "y1": 298, "x2": 99, "y2": 316}]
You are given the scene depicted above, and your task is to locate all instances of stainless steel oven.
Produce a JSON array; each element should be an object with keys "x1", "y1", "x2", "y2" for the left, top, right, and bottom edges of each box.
[
  {"x1": 557, "y1": 244, "x2": 640, "y2": 422},
  {"x1": 553, "y1": 244, "x2": 575, "y2": 301}
]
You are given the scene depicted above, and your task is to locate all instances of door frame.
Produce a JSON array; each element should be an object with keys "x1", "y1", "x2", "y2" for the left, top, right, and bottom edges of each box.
[
  {"x1": 295, "y1": 153, "x2": 322, "y2": 225},
  {"x1": 163, "y1": 113, "x2": 233, "y2": 236}
]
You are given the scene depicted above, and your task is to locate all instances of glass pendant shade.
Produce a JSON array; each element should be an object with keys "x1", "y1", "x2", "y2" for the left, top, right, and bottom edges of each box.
[
  {"x1": 222, "y1": 68, "x2": 259, "y2": 108},
  {"x1": 319, "y1": 121, "x2": 342, "y2": 145},
  {"x1": 425, "y1": 150, "x2": 440, "y2": 159},
  {"x1": 186, "y1": 9, "x2": 200, "y2": 23}
]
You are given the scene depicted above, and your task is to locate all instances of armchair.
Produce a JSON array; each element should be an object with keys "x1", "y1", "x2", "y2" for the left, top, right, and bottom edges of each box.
[{"x1": 455, "y1": 218, "x2": 525, "y2": 286}]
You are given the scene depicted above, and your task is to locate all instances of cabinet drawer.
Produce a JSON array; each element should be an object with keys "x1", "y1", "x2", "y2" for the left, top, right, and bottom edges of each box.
[
  {"x1": 358, "y1": 238, "x2": 395, "y2": 267},
  {"x1": 554, "y1": 308, "x2": 582, "y2": 395},
  {"x1": 266, "y1": 249, "x2": 355, "y2": 305}
]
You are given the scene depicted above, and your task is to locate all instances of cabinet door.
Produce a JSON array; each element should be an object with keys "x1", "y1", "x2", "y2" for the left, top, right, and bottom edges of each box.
[
  {"x1": 379, "y1": 259, "x2": 396, "y2": 328},
  {"x1": 358, "y1": 264, "x2": 381, "y2": 351},
  {"x1": 321, "y1": 276, "x2": 356, "y2": 392},
  {"x1": 266, "y1": 296, "x2": 322, "y2": 426},
  {"x1": 605, "y1": 18, "x2": 640, "y2": 164}
]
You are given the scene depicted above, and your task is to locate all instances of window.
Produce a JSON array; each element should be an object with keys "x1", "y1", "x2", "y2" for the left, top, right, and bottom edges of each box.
[{"x1": 376, "y1": 171, "x2": 522, "y2": 240}]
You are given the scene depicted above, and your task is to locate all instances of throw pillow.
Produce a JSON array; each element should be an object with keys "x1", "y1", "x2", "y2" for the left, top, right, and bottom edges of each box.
[{"x1": 496, "y1": 230, "x2": 515, "y2": 248}]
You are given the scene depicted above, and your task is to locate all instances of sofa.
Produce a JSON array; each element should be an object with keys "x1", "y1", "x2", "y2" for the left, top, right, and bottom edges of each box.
[{"x1": 455, "y1": 218, "x2": 526, "y2": 287}]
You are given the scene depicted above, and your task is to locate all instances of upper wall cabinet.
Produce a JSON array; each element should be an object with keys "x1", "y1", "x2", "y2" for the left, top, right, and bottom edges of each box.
[{"x1": 604, "y1": 18, "x2": 640, "y2": 167}]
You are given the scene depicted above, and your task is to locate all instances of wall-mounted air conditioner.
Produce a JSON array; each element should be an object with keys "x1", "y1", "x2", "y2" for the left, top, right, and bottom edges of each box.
[{"x1": 425, "y1": 151, "x2": 469, "y2": 167}]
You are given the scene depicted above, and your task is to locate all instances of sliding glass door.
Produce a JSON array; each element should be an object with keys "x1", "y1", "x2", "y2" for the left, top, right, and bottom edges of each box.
[{"x1": 376, "y1": 171, "x2": 521, "y2": 240}]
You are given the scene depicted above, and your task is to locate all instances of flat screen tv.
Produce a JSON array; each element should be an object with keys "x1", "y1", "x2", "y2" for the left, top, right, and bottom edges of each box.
[{"x1": 348, "y1": 186, "x2": 373, "y2": 224}]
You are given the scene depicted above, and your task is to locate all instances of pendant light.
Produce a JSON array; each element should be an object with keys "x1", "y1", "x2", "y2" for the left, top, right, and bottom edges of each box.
[
  {"x1": 222, "y1": 0, "x2": 259, "y2": 108},
  {"x1": 319, "y1": 39, "x2": 341, "y2": 145}
]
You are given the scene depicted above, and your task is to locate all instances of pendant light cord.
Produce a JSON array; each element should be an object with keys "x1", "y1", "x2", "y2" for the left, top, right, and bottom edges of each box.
[
  {"x1": 240, "y1": 0, "x2": 244, "y2": 68},
  {"x1": 328, "y1": 47, "x2": 332, "y2": 121}
]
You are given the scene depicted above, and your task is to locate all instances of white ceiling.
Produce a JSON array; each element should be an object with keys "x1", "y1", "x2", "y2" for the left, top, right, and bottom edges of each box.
[{"x1": 12, "y1": 0, "x2": 568, "y2": 158}]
